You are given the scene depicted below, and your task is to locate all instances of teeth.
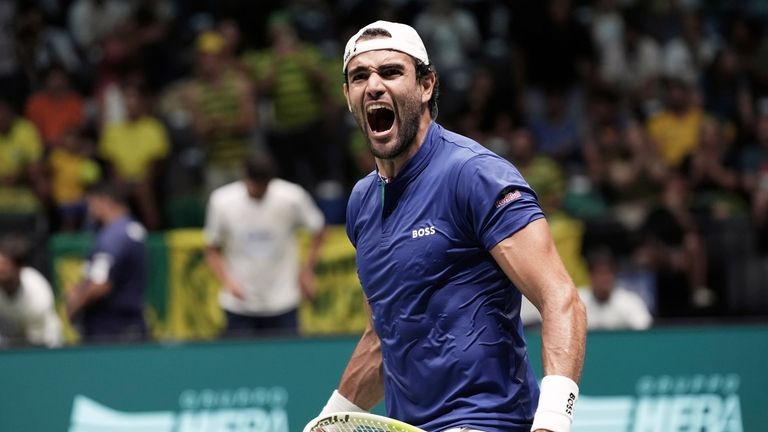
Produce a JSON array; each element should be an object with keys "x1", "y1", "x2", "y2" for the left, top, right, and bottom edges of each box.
[{"x1": 366, "y1": 104, "x2": 391, "y2": 113}]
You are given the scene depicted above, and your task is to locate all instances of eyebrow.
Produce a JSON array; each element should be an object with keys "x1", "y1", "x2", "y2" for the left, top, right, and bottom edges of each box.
[{"x1": 347, "y1": 62, "x2": 407, "y2": 78}]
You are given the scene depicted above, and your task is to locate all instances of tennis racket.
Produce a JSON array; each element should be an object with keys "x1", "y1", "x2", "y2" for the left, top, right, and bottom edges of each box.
[{"x1": 303, "y1": 411, "x2": 427, "y2": 432}]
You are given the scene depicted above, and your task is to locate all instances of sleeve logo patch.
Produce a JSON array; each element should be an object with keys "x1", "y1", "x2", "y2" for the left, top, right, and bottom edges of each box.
[{"x1": 495, "y1": 189, "x2": 521, "y2": 208}]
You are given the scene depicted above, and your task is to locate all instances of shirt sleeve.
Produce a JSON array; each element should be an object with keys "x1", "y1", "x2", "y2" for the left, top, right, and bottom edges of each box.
[
  {"x1": 204, "y1": 191, "x2": 226, "y2": 247},
  {"x1": 456, "y1": 154, "x2": 545, "y2": 250},
  {"x1": 294, "y1": 187, "x2": 325, "y2": 233},
  {"x1": 88, "y1": 229, "x2": 124, "y2": 283},
  {"x1": 87, "y1": 252, "x2": 114, "y2": 284},
  {"x1": 345, "y1": 179, "x2": 368, "y2": 248}
]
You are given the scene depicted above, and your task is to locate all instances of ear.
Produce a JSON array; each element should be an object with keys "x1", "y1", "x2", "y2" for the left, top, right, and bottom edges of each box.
[
  {"x1": 343, "y1": 83, "x2": 352, "y2": 112},
  {"x1": 420, "y1": 70, "x2": 435, "y2": 104}
]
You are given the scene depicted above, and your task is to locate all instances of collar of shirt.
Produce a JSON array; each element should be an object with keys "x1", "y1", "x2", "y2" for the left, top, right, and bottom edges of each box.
[{"x1": 378, "y1": 122, "x2": 440, "y2": 216}]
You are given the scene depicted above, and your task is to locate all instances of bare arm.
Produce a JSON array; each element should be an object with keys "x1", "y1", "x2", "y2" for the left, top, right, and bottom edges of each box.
[
  {"x1": 492, "y1": 218, "x2": 586, "y2": 431},
  {"x1": 299, "y1": 228, "x2": 327, "y2": 301},
  {"x1": 337, "y1": 301, "x2": 384, "y2": 410},
  {"x1": 490, "y1": 218, "x2": 586, "y2": 382},
  {"x1": 304, "y1": 228, "x2": 328, "y2": 270},
  {"x1": 66, "y1": 280, "x2": 112, "y2": 319}
]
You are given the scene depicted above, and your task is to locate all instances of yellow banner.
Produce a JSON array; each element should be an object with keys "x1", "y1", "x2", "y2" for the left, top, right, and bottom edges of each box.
[
  {"x1": 161, "y1": 229, "x2": 226, "y2": 340},
  {"x1": 162, "y1": 227, "x2": 368, "y2": 339},
  {"x1": 54, "y1": 256, "x2": 85, "y2": 344},
  {"x1": 299, "y1": 227, "x2": 367, "y2": 335}
]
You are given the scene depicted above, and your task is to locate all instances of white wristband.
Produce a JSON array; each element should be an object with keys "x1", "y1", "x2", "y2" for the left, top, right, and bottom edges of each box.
[
  {"x1": 319, "y1": 390, "x2": 366, "y2": 416},
  {"x1": 531, "y1": 375, "x2": 579, "y2": 432}
]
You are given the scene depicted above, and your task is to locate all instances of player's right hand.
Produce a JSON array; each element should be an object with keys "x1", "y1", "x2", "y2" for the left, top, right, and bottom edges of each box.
[
  {"x1": 225, "y1": 280, "x2": 246, "y2": 300},
  {"x1": 299, "y1": 267, "x2": 317, "y2": 301}
]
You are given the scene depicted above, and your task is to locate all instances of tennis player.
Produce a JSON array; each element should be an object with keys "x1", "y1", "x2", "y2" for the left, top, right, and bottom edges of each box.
[{"x1": 316, "y1": 21, "x2": 587, "y2": 432}]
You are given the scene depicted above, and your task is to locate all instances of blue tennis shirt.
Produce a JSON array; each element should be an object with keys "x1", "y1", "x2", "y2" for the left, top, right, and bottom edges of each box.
[
  {"x1": 83, "y1": 215, "x2": 147, "y2": 338},
  {"x1": 346, "y1": 123, "x2": 545, "y2": 432}
]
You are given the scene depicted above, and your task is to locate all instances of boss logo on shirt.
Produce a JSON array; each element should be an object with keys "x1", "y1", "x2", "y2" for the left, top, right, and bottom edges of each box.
[{"x1": 412, "y1": 226, "x2": 437, "y2": 238}]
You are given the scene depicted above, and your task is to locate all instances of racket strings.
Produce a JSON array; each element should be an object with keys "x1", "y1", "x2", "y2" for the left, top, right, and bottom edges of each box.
[{"x1": 309, "y1": 418, "x2": 408, "y2": 432}]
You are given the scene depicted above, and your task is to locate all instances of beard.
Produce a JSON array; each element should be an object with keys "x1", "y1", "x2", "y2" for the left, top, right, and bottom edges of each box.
[{"x1": 360, "y1": 92, "x2": 422, "y2": 161}]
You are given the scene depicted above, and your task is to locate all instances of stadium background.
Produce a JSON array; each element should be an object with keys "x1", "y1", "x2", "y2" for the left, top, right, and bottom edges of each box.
[{"x1": 0, "y1": 0, "x2": 767, "y2": 431}]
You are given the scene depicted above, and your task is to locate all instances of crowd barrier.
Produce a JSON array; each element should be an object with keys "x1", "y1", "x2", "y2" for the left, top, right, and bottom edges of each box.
[{"x1": 0, "y1": 325, "x2": 764, "y2": 431}]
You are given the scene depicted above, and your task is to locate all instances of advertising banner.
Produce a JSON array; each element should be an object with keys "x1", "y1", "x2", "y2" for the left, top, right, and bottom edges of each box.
[{"x1": 0, "y1": 325, "x2": 765, "y2": 431}]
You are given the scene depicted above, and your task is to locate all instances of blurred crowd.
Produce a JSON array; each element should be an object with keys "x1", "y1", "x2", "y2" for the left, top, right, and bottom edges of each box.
[{"x1": 2, "y1": 0, "x2": 768, "y2": 347}]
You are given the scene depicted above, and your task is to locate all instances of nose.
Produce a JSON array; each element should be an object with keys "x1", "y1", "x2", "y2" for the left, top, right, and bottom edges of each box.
[{"x1": 366, "y1": 72, "x2": 385, "y2": 99}]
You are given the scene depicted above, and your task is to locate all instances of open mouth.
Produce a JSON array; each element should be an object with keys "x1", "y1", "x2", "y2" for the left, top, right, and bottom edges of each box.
[{"x1": 366, "y1": 104, "x2": 395, "y2": 133}]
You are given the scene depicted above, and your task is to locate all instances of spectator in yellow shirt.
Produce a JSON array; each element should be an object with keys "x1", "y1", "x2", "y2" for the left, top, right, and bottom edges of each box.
[
  {"x1": 0, "y1": 98, "x2": 48, "y2": 213},
  {"x1": 48, "y1": 127, "x2": 101, "y2": 231},
  {"x1": 99, "y1": 84, "x2": 169, "y2": 230},
  {"x1": 646, "y1": 76, "x2": 706, "y2": 168}
]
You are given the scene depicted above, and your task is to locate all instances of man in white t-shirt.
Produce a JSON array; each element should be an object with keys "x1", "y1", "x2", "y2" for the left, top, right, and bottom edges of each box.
[
  {"x1": 579, "y1": 248, "x2": 652, "y2": 330},
  {"x1": 204, "y1": 152, "x2": 326, "y2": 337},
  {"x1": 0, "y1": 237, "x2": 63, "y2": 348}
]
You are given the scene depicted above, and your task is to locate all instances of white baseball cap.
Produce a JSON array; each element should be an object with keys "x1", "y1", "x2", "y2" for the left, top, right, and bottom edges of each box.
[{"x1": 342, "y1": 20, "x2": 430, "y2": 73}]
